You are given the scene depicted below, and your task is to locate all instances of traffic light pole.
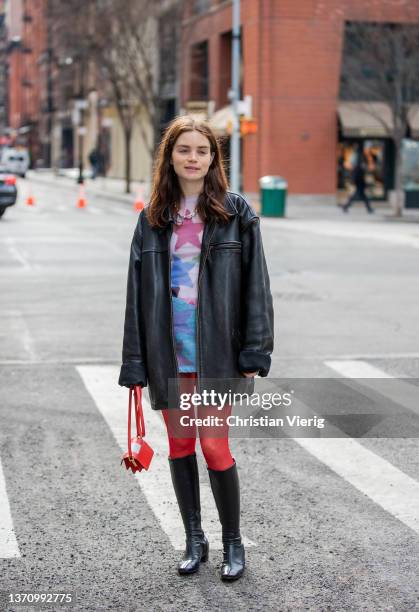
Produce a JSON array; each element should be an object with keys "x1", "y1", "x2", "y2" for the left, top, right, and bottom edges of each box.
[{"x1": 229, "y1": 0, "x2": 241, "y2": 193}]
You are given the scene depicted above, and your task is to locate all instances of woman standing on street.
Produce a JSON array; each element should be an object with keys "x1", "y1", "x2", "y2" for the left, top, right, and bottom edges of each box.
[{"x1": 118, "y1": 116, "x2": 274, "y2": 581}]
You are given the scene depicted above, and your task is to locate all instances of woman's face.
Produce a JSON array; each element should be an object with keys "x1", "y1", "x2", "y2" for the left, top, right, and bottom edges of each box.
[{"x1": 171, "y1": 130, "x2": 215, "y2": 184}]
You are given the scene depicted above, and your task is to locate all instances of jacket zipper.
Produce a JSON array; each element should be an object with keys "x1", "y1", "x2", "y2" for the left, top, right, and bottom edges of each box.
[
  {"x1": 168, "y1": 223, "x2": 180, "y2": 408},
  {"x1": 196, "y1": 221, "x2": 217, "y2": 396}
]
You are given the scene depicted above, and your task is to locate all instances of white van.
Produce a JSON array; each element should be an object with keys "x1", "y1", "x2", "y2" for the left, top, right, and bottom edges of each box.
[{"x1": 0, "y1": 148, "x2": 30, "y2": 177}]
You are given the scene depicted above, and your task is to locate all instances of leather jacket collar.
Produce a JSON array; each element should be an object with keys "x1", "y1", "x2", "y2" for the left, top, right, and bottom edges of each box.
[{"x1": 157, "y1": 192, "x2": 238, "y2": 232}]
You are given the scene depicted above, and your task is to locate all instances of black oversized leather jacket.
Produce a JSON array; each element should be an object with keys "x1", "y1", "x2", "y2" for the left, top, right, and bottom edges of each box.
[{"x1": 118, "y1": 191, "x2": 274, "y2": 410}]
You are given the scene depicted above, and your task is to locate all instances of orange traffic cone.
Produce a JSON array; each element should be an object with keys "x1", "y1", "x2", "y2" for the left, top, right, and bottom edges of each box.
[
  {"x1": 25, "y1": 186, "x2": 35, "y2": 206},
  {"x1": 134, "y1": 185, "x2": 145, "y2": 212},
  {"x1": 77, "y1": 184, "x2": 87, "y2": 209}
]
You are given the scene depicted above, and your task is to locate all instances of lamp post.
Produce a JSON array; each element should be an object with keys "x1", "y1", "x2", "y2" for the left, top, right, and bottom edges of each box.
[
  {"x1": 74, "y1": 54, "x2": 87, "y2": 184},
  {"x1": 74, "y1": 99, "x2": 88, "y2": 184},
  {"x1": 229, "y1": 0, "x2": 241, "y2": 193}
]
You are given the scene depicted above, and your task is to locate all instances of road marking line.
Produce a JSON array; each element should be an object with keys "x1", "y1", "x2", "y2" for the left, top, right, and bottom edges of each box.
[
  {"x1": 325, "y1": 360, "x2": 392, "y2": 379},
  {"x1": 86, "y1": 207, "x2": 104, "y2": 215},
  {"x1": 322, "y1": 352, "x2": 419, "y2": 360},
  {"x1": 0, "y1": 311, "x2": 38, "y2": 361},
  {"x1": 0, "y1": 459, "x2": 21, "y2": 558},
  {"x1": 5, "y1": 238, "x2": 32, "y2": 270},
  {"x1": 76, "y1": 365, "x2": 257, "y2": 550},
  {"x1": 302, "y1": 359, "x2": 419, "y2": 534},
  {"x1": 271, "y1": 220, "x2": 419, "y2": 249},
  {"x1": 325, "y1": 360, "x2": 419, "y2": 416},
  {"x1": 296, "y1": 435, "x2": 419, "y2": 534},
  {"x1": 19, "y1": 313, "x2": 38, "y2": 361},
  {"x1": 269, "y1": 352, "x2": 419, "y2": 361}
]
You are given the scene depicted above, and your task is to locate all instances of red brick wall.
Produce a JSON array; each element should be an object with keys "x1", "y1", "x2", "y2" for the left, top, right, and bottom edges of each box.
[
  {"x1": 8, "y1": 49, "x2": 23, "y2": 129},
  {"x1": 181, "y1": 0, "x2": 419, "y2": 195},
  {"x1": 22, "y1": 0, "x2": 46, "y2": 123},
  {"x1": 7, "y1": 0, "x2": 46, "y2": 160},
  {"x1": 243, "y1": 0, "x2": 344, "y2": 194}
]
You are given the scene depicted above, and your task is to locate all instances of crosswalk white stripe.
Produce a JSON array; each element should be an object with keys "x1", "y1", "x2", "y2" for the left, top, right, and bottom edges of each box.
[
  {"x1": 325, "y1": 359, "x2": 419, "y2": 417},
  {"x1": 325, "y1": 360, "x2": 393, "y2": 379},
  {"x1": 304, "y1": 359, "x2": 419, "y2": 534},
  {"x1": 76, "y1": 365, "x2": 256, "y2": 550},
  {"x1": 296, "y1": 436, "x2": 419, "y2": 533},
  {"x1": 0, "y1": 458, "x2": 21, "y2": 557}
]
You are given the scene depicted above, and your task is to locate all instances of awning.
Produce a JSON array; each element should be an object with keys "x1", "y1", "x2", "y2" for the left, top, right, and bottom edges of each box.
[
  {"x1": 184, "y1": 101, "x2": 210, "y2": 124},
  {"x1": 207, "y1": 105, "x2": 233, "y2": 135},
  {"x1": 185, "y1": 111, "x2": 208, "y2": 122},
  {"x1": 338, "y1": 102, "x2": 394, "y2": 137}
]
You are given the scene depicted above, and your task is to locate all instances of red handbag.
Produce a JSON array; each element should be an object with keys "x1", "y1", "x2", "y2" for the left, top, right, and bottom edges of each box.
[{"x1": 121, "y1": 386, "x2": 154, "y2": 473}]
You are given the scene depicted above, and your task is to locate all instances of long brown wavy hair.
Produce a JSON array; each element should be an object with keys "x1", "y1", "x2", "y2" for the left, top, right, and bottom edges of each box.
[{"x1": 146, "y1": 116, "x2": 232, "y2": 228}]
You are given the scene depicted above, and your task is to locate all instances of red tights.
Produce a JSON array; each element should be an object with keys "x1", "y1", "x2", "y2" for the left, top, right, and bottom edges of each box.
[{"x1": 161, "y1": 372, "x2": 235, "y2": 471}]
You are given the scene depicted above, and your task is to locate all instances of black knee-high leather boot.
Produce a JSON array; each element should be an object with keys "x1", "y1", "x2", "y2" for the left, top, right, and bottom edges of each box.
[
  {"x1": 207, "y1": 459, "x2": 245, "y2": 581},
  {"x1": 168, "y1": 453, "x2": 209, "y2": 574}
]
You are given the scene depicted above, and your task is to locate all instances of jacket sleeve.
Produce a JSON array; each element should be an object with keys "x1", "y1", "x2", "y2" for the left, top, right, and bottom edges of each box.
[
  {"x1": 238, "y1": 216, "x2": 274, "y2": 377},
  {"x1": 118, "y1": 213, "x2": 148, "y2": 388}
]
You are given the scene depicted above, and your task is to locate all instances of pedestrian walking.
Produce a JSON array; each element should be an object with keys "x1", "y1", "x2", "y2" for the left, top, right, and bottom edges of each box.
[
  {"x1": 118, "y1": 115, "x2": 274, "y2": 581},
  {"x1": 341, "y1": 158, "x2": 374, "y2": 213},
  {"x1": 88, "y1": 148, "x2": 99, "y2": 179}
]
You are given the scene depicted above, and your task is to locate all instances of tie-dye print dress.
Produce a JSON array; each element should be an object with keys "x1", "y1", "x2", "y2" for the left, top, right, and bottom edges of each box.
[{"x1": 170, "y1": 195, "x2": 204, "y2": 373}]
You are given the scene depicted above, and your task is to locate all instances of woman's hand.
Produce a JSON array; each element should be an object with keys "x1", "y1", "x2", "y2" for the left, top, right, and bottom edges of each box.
[{"x1": 241, "y1": 371, "x2": 258, "y2": 378}]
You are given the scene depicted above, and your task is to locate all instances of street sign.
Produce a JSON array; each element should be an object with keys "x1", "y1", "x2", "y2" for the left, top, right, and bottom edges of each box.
[{"x1": 240, "y1": 118, "x2": 258, "y2": 135}]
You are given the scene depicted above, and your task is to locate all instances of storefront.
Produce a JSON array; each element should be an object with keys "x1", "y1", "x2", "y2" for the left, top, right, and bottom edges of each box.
[
  {"x1": 337, "y1": 138, "x2": 394, "y2": 201},
  {"x1": 337, "y1": 102, "x2": 395, "y2": 202}
]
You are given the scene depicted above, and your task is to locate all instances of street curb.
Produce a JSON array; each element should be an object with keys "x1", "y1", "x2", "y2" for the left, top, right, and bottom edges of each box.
[{"x1": 26, "y1": 171, "x2": 135, "y2": 207}]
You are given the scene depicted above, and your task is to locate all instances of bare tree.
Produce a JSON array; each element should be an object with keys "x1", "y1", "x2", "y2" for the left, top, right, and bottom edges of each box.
[
  {"x1": 50, "y1": 0, "x2": 181, "y2": 192},
  {"x1": 91, "y1": 0, "x2": 160, "y2": 193},
  {"x1": 341, "y1": 18, "x2": 419, "y2": 216},
  {"x1": 49, "y1": 0, "x2": 100, "y2": 174}
]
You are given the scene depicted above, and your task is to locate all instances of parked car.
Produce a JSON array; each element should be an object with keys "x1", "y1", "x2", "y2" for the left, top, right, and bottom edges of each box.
[
  {"x1": 0, "y1": 173, "x2": 17, "y2": 218},
  {"x1": 0, "y1": 148, "x2": 30, "y2": 177}
]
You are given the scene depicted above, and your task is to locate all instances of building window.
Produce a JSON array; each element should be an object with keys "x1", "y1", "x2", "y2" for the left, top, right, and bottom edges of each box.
[
  {"x1": 190, "y1": 41, "x2": 208, "y2": 101},
  {"x1": 219, "y1": 31, "x2": 232, "y2": 107},
  {"x1": 340, "y1": 21, "x2": 419, "y2": 102},
  {"x1": 193, "y1": 0, "x2": 211, "y2": 15},
  {"x1": 217, "y1": 28, "x2": 243, "y2": 106},
  {"x1": 159, "y1": 9, "x2": 178, "y2": 97}
]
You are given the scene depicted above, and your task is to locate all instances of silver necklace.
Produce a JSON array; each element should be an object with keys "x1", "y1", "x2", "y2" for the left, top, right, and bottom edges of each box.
[{"x1": 174, "y1": 206, "x2": 198, "y2": 225}]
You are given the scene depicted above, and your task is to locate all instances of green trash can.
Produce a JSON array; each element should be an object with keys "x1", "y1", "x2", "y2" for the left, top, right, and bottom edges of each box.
[
  {"x1": 259, "y1": 176, "x2": 287, "y2": 217},
  {"x1": 404, "y1": 182, "x2": 419, "y2": 209}
]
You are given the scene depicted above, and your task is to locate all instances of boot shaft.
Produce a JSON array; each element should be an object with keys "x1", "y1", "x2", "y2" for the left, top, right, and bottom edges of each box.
[
  {"x1": 207, "y1": 459, "x2": 241, "y2": 543},
  {"x1": 168, "y1": 453, "x2": 204, "y2": 537}
]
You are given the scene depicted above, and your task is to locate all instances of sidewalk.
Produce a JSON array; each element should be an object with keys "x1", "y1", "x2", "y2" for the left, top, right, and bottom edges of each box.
[
  {"x1": 26, "y1": 169, "x2": 419, "y2": 224},
  {"x1": 27, "y1": 168, "x2": 146, "y2": 206}
]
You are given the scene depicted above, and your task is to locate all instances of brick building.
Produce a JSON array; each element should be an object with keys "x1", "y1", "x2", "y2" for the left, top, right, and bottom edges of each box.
[
  {"x1": 5, "y1": 0, "x2": 47, "y2": 164},
  {"x1": 0, "y1": 0, "x2": 8, "y2": 134},
  {"x1": 4, "y1": 0, "x2": 181, "y2": 180},
  {"x1": 181, "y1": 0, "x2": 419, "y2": 199}
]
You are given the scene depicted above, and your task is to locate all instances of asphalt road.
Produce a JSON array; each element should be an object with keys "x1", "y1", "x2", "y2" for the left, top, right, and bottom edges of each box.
[{"x1": 0, "y1": 178, "x2": 418, "y2": 612}]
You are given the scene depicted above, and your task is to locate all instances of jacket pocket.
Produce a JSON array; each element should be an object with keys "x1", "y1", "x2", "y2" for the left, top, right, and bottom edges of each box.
[
  {"x1": 142, "y1": 248, "x2": 168, "y2": 254},
  {"x1": 210, "y1": 241, "x2": 242, "y2": 251}
]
